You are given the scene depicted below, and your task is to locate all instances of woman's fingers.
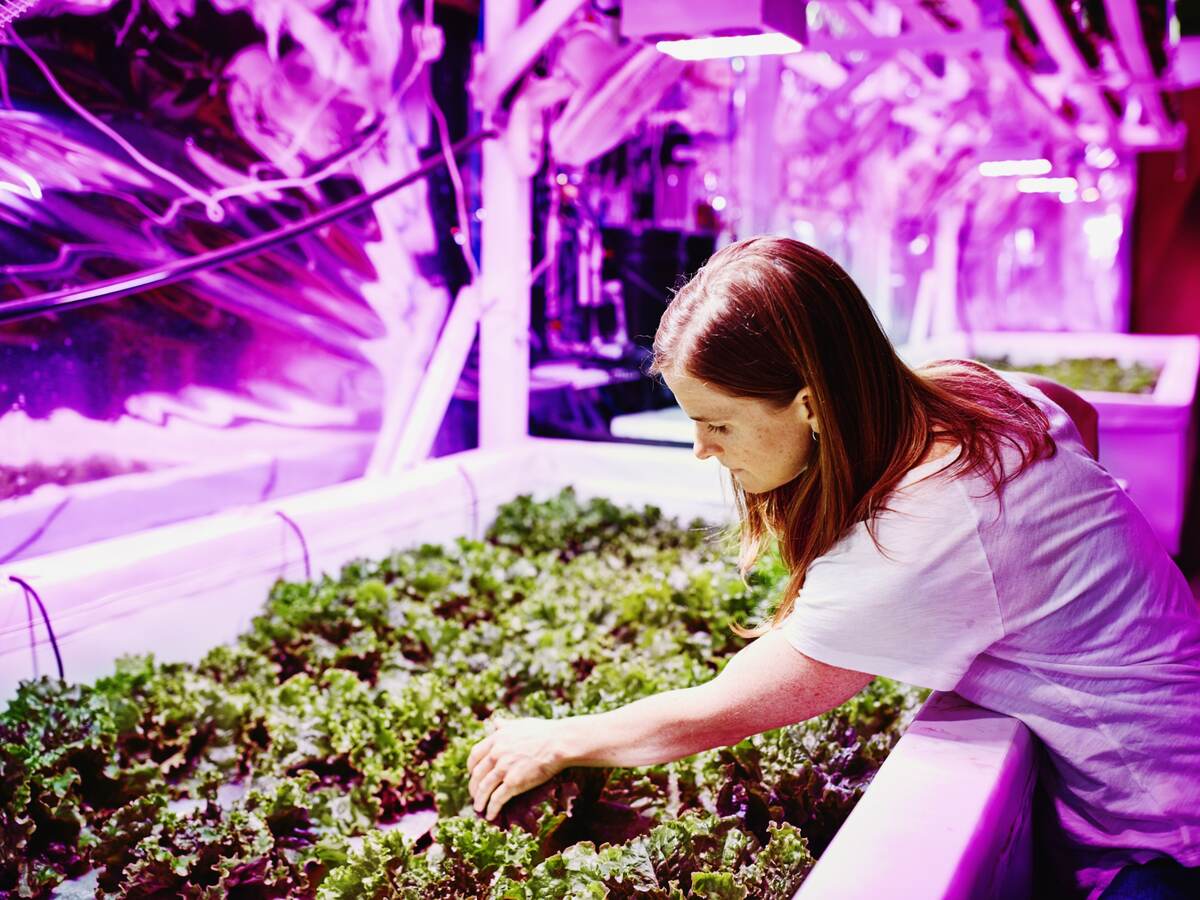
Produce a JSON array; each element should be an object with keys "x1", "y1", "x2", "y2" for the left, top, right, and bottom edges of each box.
[
  {"x1": 466, "y1": 733, "x2": 494, "y2": 772},
  {"x1": 465, "y1": 718, "x2": 566, "y2": 820},
  {"x1": 467, "y1": 749, "x2": 497, "y2": 802},
  {"x1": 485, "y1": 779, "x2": 514, "y2": 821},
  {"x1": 472, "y1": 764, "x2": 506, "y2": 815}
]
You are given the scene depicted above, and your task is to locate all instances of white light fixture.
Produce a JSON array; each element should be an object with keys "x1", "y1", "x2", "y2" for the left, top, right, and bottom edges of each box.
[
  {"x1": 624, "y1": 0, "x2": 807, "y2": 61},
  {"x1": 978, "y1": 159, "x2": 1053, "y2": 177},
  {"x1": 656, "y1": 32, "x2": 803, "y2": 60},
  {"x1": 1084, "y1": 144, "x2": 1119, "y2": 169},
  {"x1": 1016, "y1": 176, "x2": 1079, "y2": 194}
]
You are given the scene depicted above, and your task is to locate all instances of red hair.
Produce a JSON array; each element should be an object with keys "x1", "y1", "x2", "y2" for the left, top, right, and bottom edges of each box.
[{"x1": 651, "y1": 237, "x2": 1055, "y2": 634}]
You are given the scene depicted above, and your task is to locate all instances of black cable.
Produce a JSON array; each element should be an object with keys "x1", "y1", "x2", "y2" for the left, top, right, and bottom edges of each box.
[
  {"x1": 258, "y1": 458, "x2": 280, "y2": 503},
  {"x1": 455, "y1": 463, "x2": 480, "y2": 541},
  {"x1": 273, "y1": 511, "x2": 312, "y2": 582},
  {"x1": 23, "y1": 581, "x2": 35, "y2": 677},
  {"x1": 0, "y1": 496, "x2": 70, "y2": 564},
  {"x1": 10, "y1": 575, "x2": 63, "y2": 680},
  {"x1": 0, "y1": 128, "x2": 496, "y2": 324}
]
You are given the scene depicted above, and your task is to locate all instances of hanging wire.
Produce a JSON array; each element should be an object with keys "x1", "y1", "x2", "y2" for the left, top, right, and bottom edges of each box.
[
  {"x1": 273, "y1": 510, "x2": 312, "y2": 582},
  {"x1": 10, "y1": 575, "x2": 63, "y2": 680},
  {"x1": 149, "y1": 14, "x2": 440, "y2": 229},
  {"x1": 0, "y1": 128, "x2": 495, "y2": 324},
  {"x1": 455, "y1": 463, "x2": 481, "y2": 540},
  {"x1": 0, "y1": 496, "x2": 70, "y2": 564},
  {"x1": 428, "y1": 87, "x2": 481, "y2": 282},
  {"x1": 419, "y1": 0, "x2": 480, "y2": 284},
  {"x1": 7, "y1": 25, "x2": 224, "y2": 219},
  {"x1": 23, "y1": 580, "x2": 36, "y2": 677},
  {"x1": 3, "y1": 4, "x2": 480, "y2": 285}
]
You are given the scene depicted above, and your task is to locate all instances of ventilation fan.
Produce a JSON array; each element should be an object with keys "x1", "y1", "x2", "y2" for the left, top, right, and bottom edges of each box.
[{"x1": 545, "y1": 22, "x2": 685, "y2": 168}]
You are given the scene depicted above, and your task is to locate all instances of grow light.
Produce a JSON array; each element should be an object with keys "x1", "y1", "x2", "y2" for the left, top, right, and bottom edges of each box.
[
  {"x1": 1016, "y1": 176, "x2": 1079, "y2": 194},
  {"x1": 978, "y1": 159, "x2": 1053, "y2": 177},
  {"x1": 623, "y1": 0, "x2": 808, "y2": 60},
  {"x1": 656, "y1": 32, "x2": 804, "y2": 60}
]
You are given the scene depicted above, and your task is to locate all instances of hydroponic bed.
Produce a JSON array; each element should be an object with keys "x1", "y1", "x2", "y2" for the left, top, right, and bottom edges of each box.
[
  {"x1": 0, "y1": 410, "x2": 374, "y2": 565},
  {"x1": 0, "y1": 441, "x2": 1037, "y2": 899}
]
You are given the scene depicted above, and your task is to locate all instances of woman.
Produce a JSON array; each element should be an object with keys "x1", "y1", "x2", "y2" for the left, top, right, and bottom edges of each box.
[{"x1": 466, "y1": 237, "x2": 1200, "y2": 899}]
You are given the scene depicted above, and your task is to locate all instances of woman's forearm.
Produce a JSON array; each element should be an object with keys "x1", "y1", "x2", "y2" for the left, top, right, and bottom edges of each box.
[
  {"x1": 557, "y1": 684, "x2": 743, "y2": 769},
  {"x1": 548, "y1": 631, "x2": 874, "y2": 772}
]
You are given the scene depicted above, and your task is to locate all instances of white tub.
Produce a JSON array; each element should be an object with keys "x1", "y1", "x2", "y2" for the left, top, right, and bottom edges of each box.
[
  {"x1": 900, "y1": 332, "x2": 1200, "y2": 555},
  {"x1": 797, "y1": 691, "x2": 1035, "y2": 899},
  {"x1": 0, "y1": 440, "x2": 1033, "y2": 898},
  {"x1": 0, "y1": 414, "x2": 373, "y2": 564}
]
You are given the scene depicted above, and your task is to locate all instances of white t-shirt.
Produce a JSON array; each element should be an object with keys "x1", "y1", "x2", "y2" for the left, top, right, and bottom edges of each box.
[{"x1": 782, "y1": 373, "x2": 1200, "y2": 899}]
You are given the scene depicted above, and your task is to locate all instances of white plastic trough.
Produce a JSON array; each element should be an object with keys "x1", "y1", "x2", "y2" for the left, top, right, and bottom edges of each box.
[
  {"x1": 899, "y1": 332, "x2": 1200, "y2": 556},
  {"x1": 0, "y1": 411, "x2": 373, "y2": 564},
  {"x1": 0, "y1": 440, "x2": 1035, "y2": 898}
]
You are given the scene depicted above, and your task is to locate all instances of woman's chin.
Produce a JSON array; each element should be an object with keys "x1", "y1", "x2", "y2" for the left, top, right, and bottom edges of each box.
[
  {"x1": 730, "y1": 469, "x2": 759, "y2": 492},
  {"x1": 730, "y1": 469, "x2": 793, "y2": 494}
]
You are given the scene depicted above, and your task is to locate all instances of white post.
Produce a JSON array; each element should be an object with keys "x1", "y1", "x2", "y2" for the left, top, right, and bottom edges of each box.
[
  {"x1": 736, "y1": 54, "x2": 782, "y2": 238},
  {"x1": 931, "y1": 203, "x2": 965, "y2": 336},
  {"x1": 864, "y1": 212, "x2": 894, "y2": 335},
  {"x1": 375, "y1": 285, "x2": 482, "y2": 477},
  {"x1": 479, "y1": 0, "x2": 533, "y2": 450}
]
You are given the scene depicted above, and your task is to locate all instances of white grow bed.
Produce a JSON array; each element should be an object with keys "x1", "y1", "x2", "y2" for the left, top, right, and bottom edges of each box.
[
  {"x1": 0, "y1": 439, "x2": 1035, "y2": 898},
  {"x1": 0, "y1": 410, "x2": 373, "y2": 564}
]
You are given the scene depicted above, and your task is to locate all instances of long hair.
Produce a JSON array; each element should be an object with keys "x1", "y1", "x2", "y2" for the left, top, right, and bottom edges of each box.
[{"x1": 651, "y1": 237, "x2": 1055, "y2": 635}]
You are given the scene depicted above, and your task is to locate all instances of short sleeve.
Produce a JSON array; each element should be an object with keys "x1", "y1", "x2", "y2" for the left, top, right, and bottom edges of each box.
[{"x1": 781, "y1": 473, "x2": 1006, "y2": 691}]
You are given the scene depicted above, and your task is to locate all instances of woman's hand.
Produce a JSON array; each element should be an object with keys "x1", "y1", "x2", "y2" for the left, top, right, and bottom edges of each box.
[{"x1": 466, "y1": 717, "x2": 575, "y2": 821}]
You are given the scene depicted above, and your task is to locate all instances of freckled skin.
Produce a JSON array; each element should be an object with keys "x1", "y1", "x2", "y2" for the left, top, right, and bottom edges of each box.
[{"x1": 661, "y1": 369, "x2": 818, "y2": 494}]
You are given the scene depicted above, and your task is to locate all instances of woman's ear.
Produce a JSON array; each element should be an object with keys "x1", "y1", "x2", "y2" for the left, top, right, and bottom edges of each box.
[{"x1": 793, "y1": 388, "x2": 819, "y2": 434}]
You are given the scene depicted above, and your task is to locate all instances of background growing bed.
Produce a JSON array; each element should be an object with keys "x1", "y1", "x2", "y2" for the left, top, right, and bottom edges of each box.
[
  {"x1": 0, "y1": 440, "x2": 1037, "y2": 898},
  {"x1": 900, "y1": 332, "x2": 1200, "y2": 555}
]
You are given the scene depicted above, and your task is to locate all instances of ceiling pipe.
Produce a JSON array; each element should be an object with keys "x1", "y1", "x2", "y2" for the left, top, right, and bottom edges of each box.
[
  {"x1": 1104, "y1": 0, "x2": 1185, "y2": 149},
  {"x1": 1018, "y1": 0, "x2": 1121, "y2": 146}
]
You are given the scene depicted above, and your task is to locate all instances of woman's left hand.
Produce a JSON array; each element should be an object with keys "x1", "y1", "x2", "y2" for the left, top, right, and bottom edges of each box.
[{"x1": 466, "y1": 717, "x2": 575, "y2": 821}]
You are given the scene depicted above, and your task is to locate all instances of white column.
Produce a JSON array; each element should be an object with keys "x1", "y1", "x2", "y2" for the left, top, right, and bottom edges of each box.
[
  {"x1": 736, "y1": 55, "x2": 782, "y2": 238},
  {"x1": 479, "y1": 0, "x2": 533, "y2": 450},
  {"x1": 931, "y1": 203, "x2": 965, "y2": 336},
  {"x1": 864, "y1": 212, "x2": 894, "y2": 335}
]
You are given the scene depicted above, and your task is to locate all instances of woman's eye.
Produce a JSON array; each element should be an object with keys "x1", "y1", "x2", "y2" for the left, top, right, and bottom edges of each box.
[{"x1": 707, "y1": 424, "x2": 728, "y2": 435}]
